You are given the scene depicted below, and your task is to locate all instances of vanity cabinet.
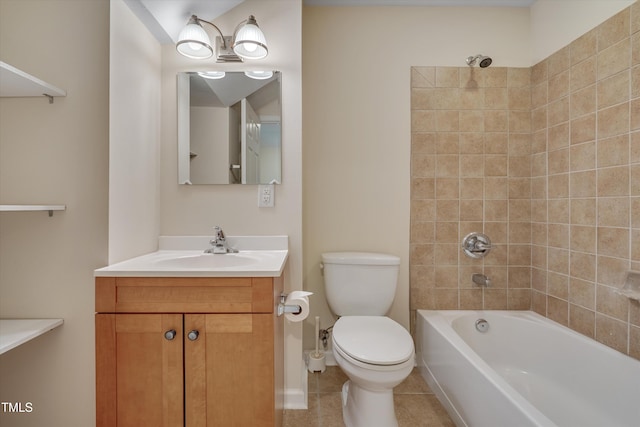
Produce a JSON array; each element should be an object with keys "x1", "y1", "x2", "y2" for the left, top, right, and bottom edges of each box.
[{"x1": 95, "y1": 276, "x2": 284, "y2": 427}]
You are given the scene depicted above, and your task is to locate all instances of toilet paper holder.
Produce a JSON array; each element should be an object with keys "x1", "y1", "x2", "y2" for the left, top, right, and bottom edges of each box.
[{"x1": 277, "y1": 293, "x2": 302, "y2": 317}]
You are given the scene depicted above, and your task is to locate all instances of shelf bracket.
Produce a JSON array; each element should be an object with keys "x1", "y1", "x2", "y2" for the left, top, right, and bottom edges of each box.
[{"x1": 43, "y1": 94, "x2": 54, "y2": 104}]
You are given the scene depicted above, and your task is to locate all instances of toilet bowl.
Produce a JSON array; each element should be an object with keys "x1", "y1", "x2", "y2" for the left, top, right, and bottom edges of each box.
[{"x1": 332, "y1": 316, "x2": 415, "y2": 427}]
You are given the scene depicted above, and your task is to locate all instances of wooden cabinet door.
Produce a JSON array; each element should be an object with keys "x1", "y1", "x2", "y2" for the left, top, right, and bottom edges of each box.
[
  {"x1": 96, "y1": 314, "x2": 184, "y2": 427},
  {"x1": 185, "y1": 313, "x2": 274, "y2": 427}
]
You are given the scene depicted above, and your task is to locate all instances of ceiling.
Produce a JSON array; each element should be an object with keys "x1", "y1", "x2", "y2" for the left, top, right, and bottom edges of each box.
[
  {"x1": 123, "y1": 0, "x2": 244, "y2": 43},
  {"x1": 124, "y1": 0, "x2": 536, "y2": 45}
]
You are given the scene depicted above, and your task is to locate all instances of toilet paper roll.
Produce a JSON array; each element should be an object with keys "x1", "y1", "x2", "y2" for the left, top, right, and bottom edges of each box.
[{"x1": 284, "y1": 291, "x2": 312, "y2": 322}]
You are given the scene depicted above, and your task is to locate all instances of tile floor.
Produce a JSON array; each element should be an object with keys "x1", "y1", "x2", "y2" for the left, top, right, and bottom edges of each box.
[{"x1": 283, "y1": 366, "x2": 455, "y2": 427}]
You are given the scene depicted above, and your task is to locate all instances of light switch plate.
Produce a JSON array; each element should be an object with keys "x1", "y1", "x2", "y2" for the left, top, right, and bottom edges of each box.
[{"x1": 258, "y1": 184, "x2": 274, "y2": 208}]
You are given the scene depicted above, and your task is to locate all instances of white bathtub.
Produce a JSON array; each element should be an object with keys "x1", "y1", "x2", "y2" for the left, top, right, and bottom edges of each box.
[{"x1": 416, "y1": 310, "x2": 640, "y2": 427}]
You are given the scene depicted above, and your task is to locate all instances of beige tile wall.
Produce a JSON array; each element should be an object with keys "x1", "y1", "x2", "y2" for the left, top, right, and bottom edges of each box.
[
  {"x1": 410, "y1": 1, "x2": 640, "y2": 359},
  {"x1": 410, "y1": 65, "x2": 533, "y2": 315}
]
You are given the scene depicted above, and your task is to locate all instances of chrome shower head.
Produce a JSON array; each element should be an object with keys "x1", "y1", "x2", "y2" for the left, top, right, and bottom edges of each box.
[
  {"x1": 466, "y1": 55, "x2": 492, "y2": 68},
  {"x1": 479, "y1": 56, "x2": 492, "y2": 68}
]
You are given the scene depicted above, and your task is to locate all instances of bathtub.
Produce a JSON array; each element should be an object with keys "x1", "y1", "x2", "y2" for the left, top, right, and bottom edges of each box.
[{"x1": 416, "y1": 310, "x2": 640, "y2": 427}]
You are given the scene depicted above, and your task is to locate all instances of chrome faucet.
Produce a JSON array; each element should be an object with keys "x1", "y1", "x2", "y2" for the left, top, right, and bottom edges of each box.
[{"x1": 205, "y1": 226, "x2": 237, "y2": 254}]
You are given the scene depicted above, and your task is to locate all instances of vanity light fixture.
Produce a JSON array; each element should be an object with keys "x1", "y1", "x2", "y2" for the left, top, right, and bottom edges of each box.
[
  {"x1": 176, "y1": 14, "x2": 268, "y2": 63},
  {"x1": 244, "y1": 70, "x2": 273, "y2": 80},
  {"x1": 198, "y1": 71, "x2": 226, "y2": 79},
  {"x1": 232, "y1": 16, "x2": 268, "y2": 60}
]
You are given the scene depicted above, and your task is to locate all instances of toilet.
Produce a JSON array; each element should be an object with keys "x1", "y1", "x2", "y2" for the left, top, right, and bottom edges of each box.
[{"x1": 322, "y1": 252, "x2": 415, "y2": 427}]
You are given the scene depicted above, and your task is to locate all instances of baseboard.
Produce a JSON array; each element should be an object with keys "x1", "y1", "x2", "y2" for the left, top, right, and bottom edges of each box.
[
  {"x1": 284, "y1": 349, "x2": 342, "y2": 409},
  {"x1": 284, "y1": 388, "x2": 307, "y2": 410},
  {"x1": 284, "y1": 359, "x2": 309, "y2": 409}
]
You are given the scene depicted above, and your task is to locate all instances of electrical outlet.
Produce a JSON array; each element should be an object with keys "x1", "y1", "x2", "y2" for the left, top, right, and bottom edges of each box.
[{"x1": 258, "y1": 184, "x2": 275, "y2": 208}]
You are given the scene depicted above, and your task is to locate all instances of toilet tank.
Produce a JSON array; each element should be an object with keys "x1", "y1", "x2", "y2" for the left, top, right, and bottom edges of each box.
[{"x1": 321, "y1": 252, "x2": 400, "y2": 316}]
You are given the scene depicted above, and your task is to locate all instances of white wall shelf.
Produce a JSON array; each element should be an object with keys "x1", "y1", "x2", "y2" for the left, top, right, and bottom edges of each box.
[
  {"x1": 0, "y1": 63, "x2": 67, "y2": 216},
  {"x1": 0, "y1": 64, "x2": 67, "y2": 356},
  {"x1": 0, "y1": 204, "x2": 66, "y2": 217},
  {"x1": 0, "y1": 61, "x2": 66, "y2": 103},
  {"x1": 0, "y1": 319, "x2": 64, "y2": 355}
]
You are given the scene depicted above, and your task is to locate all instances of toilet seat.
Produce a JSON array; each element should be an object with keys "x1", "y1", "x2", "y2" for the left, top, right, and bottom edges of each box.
[{"x1": 332, "y1": 316, "x2": 414, "y2": 366}]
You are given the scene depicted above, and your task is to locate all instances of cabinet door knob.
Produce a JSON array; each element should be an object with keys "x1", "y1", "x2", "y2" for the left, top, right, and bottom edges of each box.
[
  {"x1": 164, "y1": 329, "x2": 177, "y2": 341},
  {"x1": 187, "y1": 330, "x2": 199, "y2": 341}
]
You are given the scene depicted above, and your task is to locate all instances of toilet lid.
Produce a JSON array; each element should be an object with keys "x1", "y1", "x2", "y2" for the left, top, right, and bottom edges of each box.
[{"x1": 332, "y1": 316, "x2": 414, "y2": 365}]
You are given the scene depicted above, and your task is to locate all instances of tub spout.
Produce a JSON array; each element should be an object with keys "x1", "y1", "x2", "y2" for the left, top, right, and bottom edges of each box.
[{"x1": 472, "y1": 273, "x2": 491, "y2": 287}]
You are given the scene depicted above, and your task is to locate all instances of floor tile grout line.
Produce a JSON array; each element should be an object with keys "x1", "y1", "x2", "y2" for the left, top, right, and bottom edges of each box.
[
  {"x1": 314, "y1": 372, "x2": 323, "y2": 427},
  {"x1": 284, "y1": 367, "x2": 455, "y2": 427}
]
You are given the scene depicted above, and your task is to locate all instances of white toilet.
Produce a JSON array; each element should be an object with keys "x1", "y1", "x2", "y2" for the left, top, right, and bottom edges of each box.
[{"x1": 322, "y1": 252, "x2": 415, "y2": 427}]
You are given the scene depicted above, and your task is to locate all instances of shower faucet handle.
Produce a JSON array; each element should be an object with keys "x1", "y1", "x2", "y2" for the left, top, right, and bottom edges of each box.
[{"x1": 462, "y1": 232, "x2": 492, "y2": 259}]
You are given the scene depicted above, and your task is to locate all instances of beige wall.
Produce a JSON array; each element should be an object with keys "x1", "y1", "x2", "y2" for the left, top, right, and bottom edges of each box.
[
  {"x1": 158, "y1": 0, "x2": 305, "y2": 407},
  {"x1": 109, "y1": 0, "x2": 162, "y2": 264},
  {"x1": 530, "y1": 0, "x2": 636, "y2": 64},
  {"x1": 303, "y1": 1, "x2": 636, "y2": 353},
  {"x1": 410, "y1": 1, "x2": 640, "y2": 359},
  {"x1": 410, "y1": 65, "x2": 534, "y2": 327},
  {"x1": 0, "y1": 1, "x2": 109, "y2": 426},
  {"x1": 302, "y1": 5, "x2": 531, "y2": 351}
]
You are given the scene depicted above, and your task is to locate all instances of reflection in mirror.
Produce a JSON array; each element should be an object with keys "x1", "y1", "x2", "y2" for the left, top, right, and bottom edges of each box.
[{"x1": 177, "y1": 71, "x2": 281, "y2": 184}]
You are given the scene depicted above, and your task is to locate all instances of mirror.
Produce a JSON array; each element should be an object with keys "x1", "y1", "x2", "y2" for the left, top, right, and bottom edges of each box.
[{"x1": 177, "y1": 71, "x2": 281, "y2": 184}]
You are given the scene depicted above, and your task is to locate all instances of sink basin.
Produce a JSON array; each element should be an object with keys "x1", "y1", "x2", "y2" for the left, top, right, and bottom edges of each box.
[
  {"x1": 94, "y1": 236, "x2": 289, "y2": 277},
  {"x1": 152, "y1": 253, "x2": 260, "y2": 269}
]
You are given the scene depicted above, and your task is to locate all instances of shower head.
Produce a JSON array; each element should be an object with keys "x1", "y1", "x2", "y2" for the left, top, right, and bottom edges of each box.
[
  {"x1": 479, "y1": 56, "x2": 492, "y2": 68},
  {"x1": 466, "y1": 55, "x2": 492, "y2": 68}
]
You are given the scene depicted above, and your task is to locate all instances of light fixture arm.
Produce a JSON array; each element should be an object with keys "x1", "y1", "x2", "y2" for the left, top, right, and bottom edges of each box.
[{"x1": 192, "y1": 15, "x2": 226, "y2": 49}]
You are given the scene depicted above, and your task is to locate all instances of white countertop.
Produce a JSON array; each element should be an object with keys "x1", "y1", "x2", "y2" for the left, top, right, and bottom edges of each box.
[
  {"x1": 94, "y1": 235, "x2": 288, "y2": 278},
  {"x1": 0, "y1": 319, "x2": 64, "y2": 355}
]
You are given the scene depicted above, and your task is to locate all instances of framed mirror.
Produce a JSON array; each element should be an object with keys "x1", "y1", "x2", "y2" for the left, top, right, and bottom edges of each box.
[{"x1": 177, "y1": 71, "x2": 281, "y2": 185}]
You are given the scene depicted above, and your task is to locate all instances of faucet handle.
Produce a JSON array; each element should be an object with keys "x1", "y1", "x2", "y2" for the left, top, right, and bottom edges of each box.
[
  {"x1": 214, "y1": 226, "x2": 225, "y2": 240},
  {"x1": 462, "y1": 232, "x2": 492, "y2": 259}
]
